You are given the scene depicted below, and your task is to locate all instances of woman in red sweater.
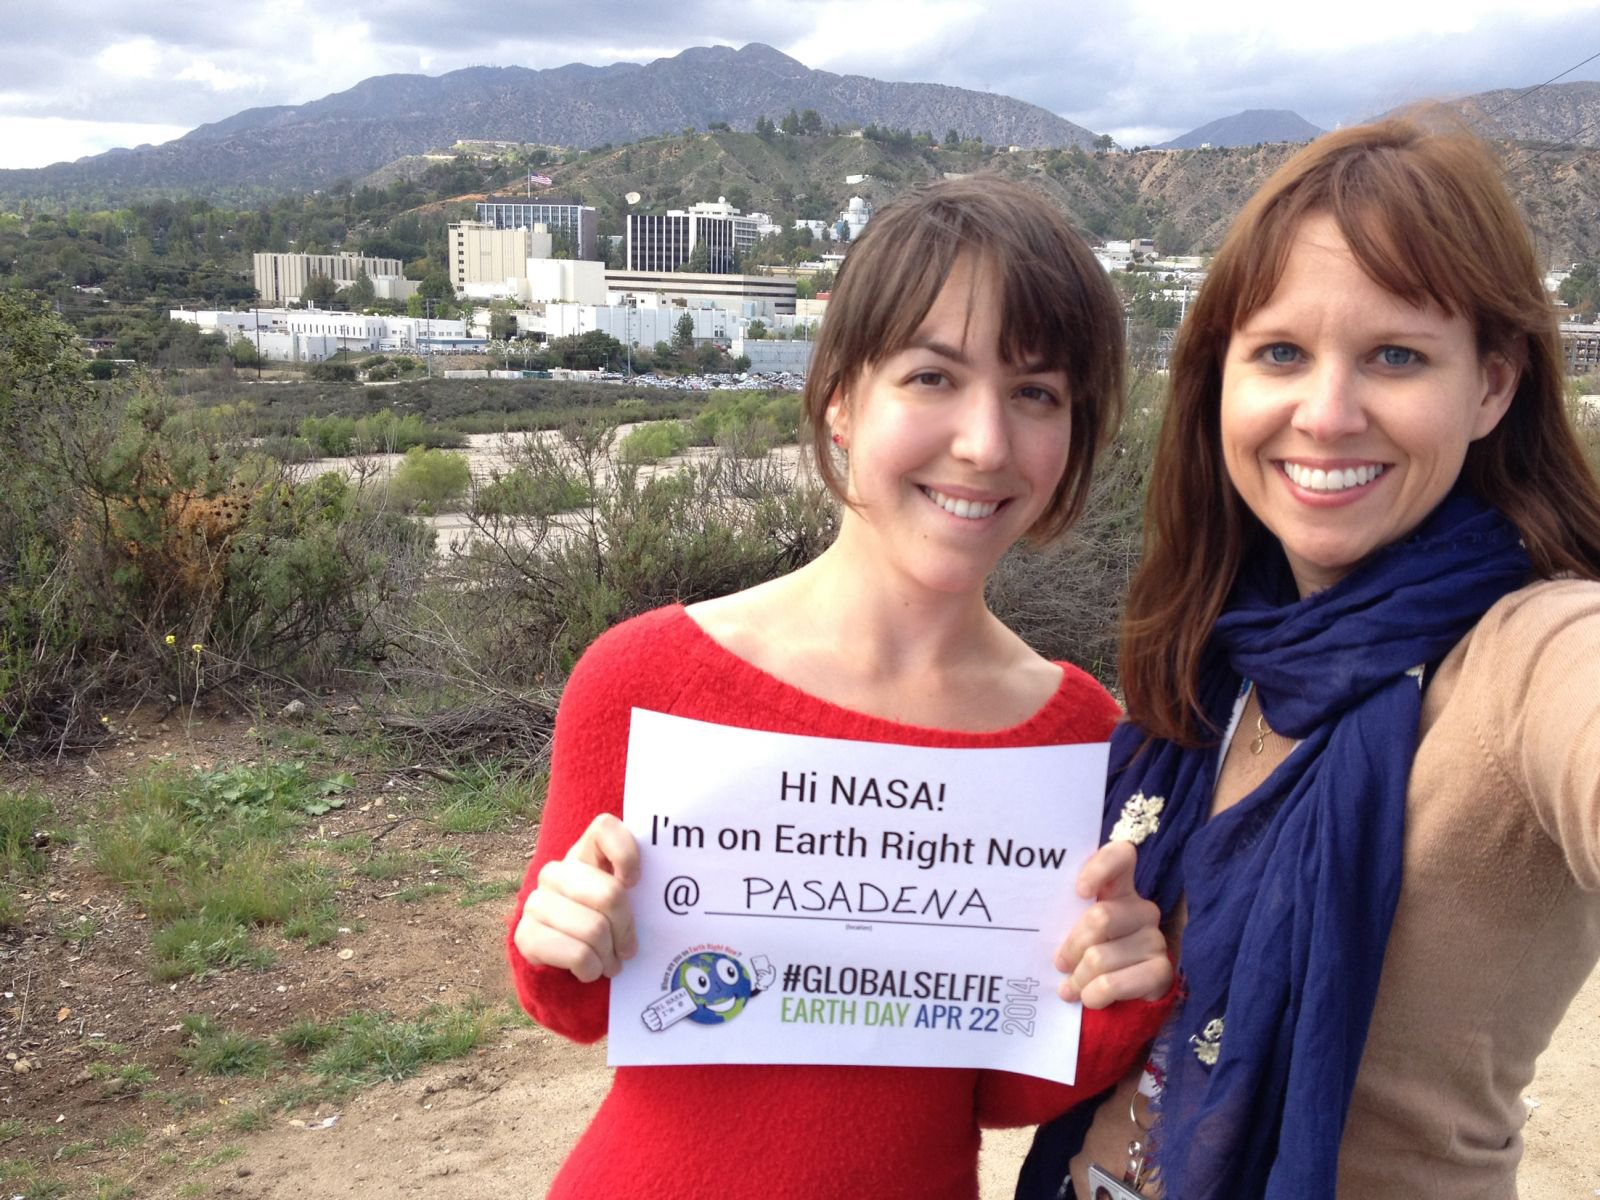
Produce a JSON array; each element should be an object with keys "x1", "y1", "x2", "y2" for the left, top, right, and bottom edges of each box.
[{"x1": 508, "y1": 177, "x2": 1173, "y2": 1199}]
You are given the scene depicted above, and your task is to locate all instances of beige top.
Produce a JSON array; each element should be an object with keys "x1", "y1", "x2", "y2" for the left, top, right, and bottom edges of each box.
[{"x1": 1075, "y1": 579, "x2": 1600, "y2": 1198}]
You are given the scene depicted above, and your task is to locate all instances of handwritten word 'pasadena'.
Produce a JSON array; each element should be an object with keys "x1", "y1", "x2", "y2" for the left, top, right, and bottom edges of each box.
[
  {"x1": 742, "y1": 877, "x2": 993, "y2": 922},
  {"x1": 783, "y1": 963, "x2": 1003, "y2": 1003}
]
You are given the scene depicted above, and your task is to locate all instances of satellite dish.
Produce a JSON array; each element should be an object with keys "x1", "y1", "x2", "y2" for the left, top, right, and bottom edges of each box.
[{"x1": 625, "y1": 191, "x2": 642, "y2": 205}]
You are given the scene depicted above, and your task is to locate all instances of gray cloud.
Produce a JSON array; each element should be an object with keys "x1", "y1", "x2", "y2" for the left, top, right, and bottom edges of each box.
[{"x1": 0, "y1": 0, "x2": 1597, "y2": 163}]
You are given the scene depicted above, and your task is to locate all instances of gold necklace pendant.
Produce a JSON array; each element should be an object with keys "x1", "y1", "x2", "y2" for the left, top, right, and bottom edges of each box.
[{"x1": 1250, "y1": 710, "x2": 1270, "y2": 755}]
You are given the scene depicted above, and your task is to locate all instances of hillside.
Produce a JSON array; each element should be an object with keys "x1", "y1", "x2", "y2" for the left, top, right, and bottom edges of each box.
[
  {"x1": 0, "y1": 43, "x2": 1097, "y2": 207},
  {"x1": 542, "y1": 132, "x2": 1600, "y2": 264},
  {"x1": 1158, "y1": 109, "x2": 1323, "y2": 149},
  {"x1": 1396, "y1": 80, "x2": 1600, "y2": 145}
]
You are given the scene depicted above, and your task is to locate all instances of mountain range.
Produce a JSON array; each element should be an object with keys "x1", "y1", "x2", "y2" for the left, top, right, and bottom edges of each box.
[
  {"x1": 2, "y1": 44, "x2": 1598, "y2": 210},
  {"x1": 0, "y1": 43, "x2": 1096, "y2": 203}
]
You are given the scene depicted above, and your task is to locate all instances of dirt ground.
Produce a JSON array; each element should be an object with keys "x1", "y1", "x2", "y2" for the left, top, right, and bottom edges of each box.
[{"x1": 2, "y1": 709, "x2": 1596, "y2": 1199}]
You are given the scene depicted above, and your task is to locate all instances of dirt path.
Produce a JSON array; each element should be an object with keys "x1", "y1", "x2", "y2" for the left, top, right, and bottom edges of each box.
[{"x1": 191, "y1": 965, "x2": 1600, "y2": 1199}]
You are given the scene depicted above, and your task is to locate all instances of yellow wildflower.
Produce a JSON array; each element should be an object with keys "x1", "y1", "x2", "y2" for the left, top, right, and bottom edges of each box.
[
  {"x1": 191, "y1": 643, "x2": 204, "y2": 654},
  {"x1": 164, "y1": 634, "x2": 176, "y2": 646}
]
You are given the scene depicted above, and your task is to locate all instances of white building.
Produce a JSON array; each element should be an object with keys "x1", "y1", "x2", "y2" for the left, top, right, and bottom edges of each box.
[
  {"x1": 604, "y1": 268, "x2": 796, "y2": 318},
  {"x1": 170, "y1": 307, "x2": 469, "y2": 362},
  {"x1": 836, "y1": 196, "x2": 873, "y2": 242}
]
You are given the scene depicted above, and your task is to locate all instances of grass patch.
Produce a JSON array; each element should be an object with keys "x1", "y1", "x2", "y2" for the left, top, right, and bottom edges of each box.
[
  {"x1": 278, "y1": 1019, "x2": 342, "y2": 1054},
  {"x1": 355, "y1": 851, "x2": 417, "y2": 881},
  {"x1": 178, "y1": 1015, "x2": 275, "y2": 1077},
  {"x1": 423, "y1": 845, "x2": 472, "y2": 878},
  {"x1": 87, "y1": 1062, "x2": 157, "y2": 1092},
  {"x1": 434, "y1": 768, "x2": 542, "y2": 834},
  {"x1": 154, "y1": 1090, "x2": 207, "y2": 1115},
  {"x1": 54, "y1": 913, "x2": 103, "y2": 948},
  {"x1": 458, "y1": 877, "x2": 519, "y2": 907},
  {"x1": 0, "y1": 789, "x2": 55, "y2": 928},
  {"x1": 225, "y1": 1106, "x2": 271, "y2": 1133},
  {"x1": 151, "y1": 915, "x2": 275, "y2": 980},
  {"x1": 86, "y1": 761, "x2": 348, "y2": 980},
  {"x1": 92, "y1": 1180, "x2": 137, "y2": 1200},
  {"x1": 101, "y1": 1126, "x2": 145, "y2": 1150},
  {"x1": 311, "y1": 1000, "x2": 508, "y2": 1085},
  {"x1": 192, "y1": 1144, "x2": 246, "y2": 1170},
  {"x1": 396, "y1": 882, "x2": 448, "y2": 903},
  {"x1": 0, "y1": 1117, "x2": 22, "y2": 1141}
]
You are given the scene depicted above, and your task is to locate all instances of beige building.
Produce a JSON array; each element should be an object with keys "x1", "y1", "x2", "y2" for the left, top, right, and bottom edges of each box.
[
  {"x1": 252, "y1": 252, "x2": 405, "y2": 306},
  {"x1": 449, "y1": 221, "x2": 554, "y2": 293}
]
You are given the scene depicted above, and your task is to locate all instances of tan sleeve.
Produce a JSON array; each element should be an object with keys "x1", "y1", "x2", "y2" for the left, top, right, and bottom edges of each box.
[{"x1": 1472, "y1": 580, "x2": 1600, "y2": 889}]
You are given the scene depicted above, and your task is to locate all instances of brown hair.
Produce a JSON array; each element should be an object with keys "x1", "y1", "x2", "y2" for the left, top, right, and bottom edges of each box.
[
  {"x1": 1121, "y1": 115, "x2": 1600, "y2": 744},
  {"x1": 803, "y1": 175, "x2": 1125, "y2": 541}
]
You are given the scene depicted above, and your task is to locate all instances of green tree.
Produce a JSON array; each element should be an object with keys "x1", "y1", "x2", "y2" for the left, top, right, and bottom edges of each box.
[
  {"x1": 754, "y1": 114, "x2": 776, "y2": 140},
  {"x1": 746, "y1": 319, "x2": 768, "y2": 340},
  {"x1": 800, "y1": 109, "x2": 824, "y2": 135},
  {"x1": 945, "y1": 128, "x2": 960, "y2": 147},
  {"x1": 1560, "y1": 263, "x2": 1599, "y2": 320},
  {"x1": 488, "y1": 301, "x2": 517, "y2": 340},
  {"x1": 346, "y1": 269, "x2": 376, "y2": 309},
  {"x1": 780, "y1": 109, "x2": 802, "y2": 136},
  {"x1": 419, "y1": 269, "x2": 454, "y2": 301},
  {"x1": 1093, "y1": 133, "x2": 1117, "y2": 151},
  {"x1": 672, "y1": 312, "x2": 695, "y2": 354},
  {"x1": 300, "y1": 273, "x2": 339, "y2": 307},
  {"x1": 680, "y1": 243, "x2": 712, "y2": 274}
]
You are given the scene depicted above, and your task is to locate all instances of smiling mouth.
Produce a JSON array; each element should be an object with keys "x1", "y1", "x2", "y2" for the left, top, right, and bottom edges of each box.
[
  {"x1": 707, "y1": 997, "x2": 739, "y2": 1013},
  {"x1": 1280, "y1": 463, "x2": 1388, "y2": 493},
  {"x1": 921, "y1": 486, "x2": 1004, "y2": 519}
]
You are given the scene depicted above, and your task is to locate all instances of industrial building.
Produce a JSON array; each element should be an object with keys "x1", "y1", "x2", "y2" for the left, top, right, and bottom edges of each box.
[{"x1": 252, "y1": 252, "x2": 408, "y2": 306}]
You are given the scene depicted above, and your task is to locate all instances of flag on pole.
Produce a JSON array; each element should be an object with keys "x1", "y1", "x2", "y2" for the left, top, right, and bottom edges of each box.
[{"x1": 528, "y1": 173, "x2": 553, "y2": 187}]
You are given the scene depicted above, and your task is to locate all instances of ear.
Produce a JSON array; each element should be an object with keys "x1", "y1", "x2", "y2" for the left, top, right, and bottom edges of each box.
[
  {"x1": 1470, "y1": 351, "x2": 1519, "y2": 441},
  {"x1": 825, "y1": 387, "x2": 851, "y2": 443}
]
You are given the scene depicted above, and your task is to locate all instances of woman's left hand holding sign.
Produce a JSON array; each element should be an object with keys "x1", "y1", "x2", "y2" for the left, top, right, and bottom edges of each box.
[{"x1": 1055, "y1": 841, "x2": 1171, "y2": 1008}]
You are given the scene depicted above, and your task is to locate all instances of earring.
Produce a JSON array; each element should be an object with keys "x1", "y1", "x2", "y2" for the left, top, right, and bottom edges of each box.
[{"x1": 831, "y1": 432, "x2": 846, "y2": 449}]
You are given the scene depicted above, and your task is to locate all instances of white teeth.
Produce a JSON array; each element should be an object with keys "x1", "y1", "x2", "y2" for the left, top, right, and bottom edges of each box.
[
  {"x1": 1284, "y1": 463, "x2": 1385, "y2": 492},
  {"x1": 923, "y1": 487, "x2": 1001, "y2": 519}
]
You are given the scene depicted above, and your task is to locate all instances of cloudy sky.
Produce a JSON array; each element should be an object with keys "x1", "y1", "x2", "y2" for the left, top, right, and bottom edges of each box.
[{"x1": 2, "y1": 0, "x2": 1598, "y2": 169}]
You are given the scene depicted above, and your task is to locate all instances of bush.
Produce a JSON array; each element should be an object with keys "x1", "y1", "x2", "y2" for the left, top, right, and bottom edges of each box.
[
  {"x1": 0, "y1": 297, "x2": 438, "y2": 755},
  {"x1": 444, "y1": 422, "x2": 838, "y2": 675},
  {"x1": 308, "y1": 361, "x2": 357, "y2": 382},
  {"x1": 617, "y1": 420, "x2": 691, "y2": 465},
  {"x1": 390, "y1": 446, "x2": 471, "y2": 509}
]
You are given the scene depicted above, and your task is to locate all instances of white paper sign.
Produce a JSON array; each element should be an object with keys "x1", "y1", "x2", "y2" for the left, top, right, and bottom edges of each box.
[{"x1": 606, "y1": 709, "x2": 1109, "y2": 1085}]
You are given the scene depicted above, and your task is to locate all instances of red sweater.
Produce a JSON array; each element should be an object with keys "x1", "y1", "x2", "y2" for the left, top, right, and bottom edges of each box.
[{"x1": 507, "y1": 606, "x2": 1170, "y2": 1200}]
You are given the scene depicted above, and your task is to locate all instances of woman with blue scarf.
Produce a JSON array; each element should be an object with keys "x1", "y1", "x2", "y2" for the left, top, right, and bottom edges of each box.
[{"x1": 1019, "y1": 117, "x2": 1600, "y2": 1200}]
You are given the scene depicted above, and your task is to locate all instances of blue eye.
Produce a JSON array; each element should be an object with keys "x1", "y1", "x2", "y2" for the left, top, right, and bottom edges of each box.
[
  {"x1": 1377, "y1": 346, "x2": 1418, "y2": 367},
  {"x1": 1264, "y1": 343, "x2": 1300, "y2": 365},
  {"x1": 907, "y1": 370, "x2": 947, "y2": 387}
]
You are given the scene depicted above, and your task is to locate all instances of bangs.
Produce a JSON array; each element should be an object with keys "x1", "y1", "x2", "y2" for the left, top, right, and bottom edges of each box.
[{"x1": 1222, "y1": 136, "x2": 1516, "y2": 336}]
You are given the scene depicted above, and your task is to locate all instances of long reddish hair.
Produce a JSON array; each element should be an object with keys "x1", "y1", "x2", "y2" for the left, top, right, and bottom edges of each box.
[{"x1": 1121, "y1": 115, "x2": 1600, "y2": 745}]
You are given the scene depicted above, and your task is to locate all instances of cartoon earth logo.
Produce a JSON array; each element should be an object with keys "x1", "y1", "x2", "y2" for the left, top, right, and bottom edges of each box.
[{"x1": 675, "y1": 951, "x2": 754, "y2": 1025}]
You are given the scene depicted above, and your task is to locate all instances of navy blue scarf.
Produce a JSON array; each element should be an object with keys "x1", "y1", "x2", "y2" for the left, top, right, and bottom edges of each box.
[{"x1": 1091, "y1": 490, "x2": 1530, "y2": 1200}]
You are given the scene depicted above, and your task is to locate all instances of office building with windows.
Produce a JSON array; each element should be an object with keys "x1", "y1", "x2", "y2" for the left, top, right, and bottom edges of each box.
[
  {"x1": 626, "y1": 199, "x2": 762, "y2": 273},
  {"x1": 474, "y1": 197, "x2": 598, "y2": 259}
]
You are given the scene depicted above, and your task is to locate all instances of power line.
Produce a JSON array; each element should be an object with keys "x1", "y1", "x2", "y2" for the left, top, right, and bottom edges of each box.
[{"x1": 1486, "y1": 48, "x2": 1600, "y2": 116}]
